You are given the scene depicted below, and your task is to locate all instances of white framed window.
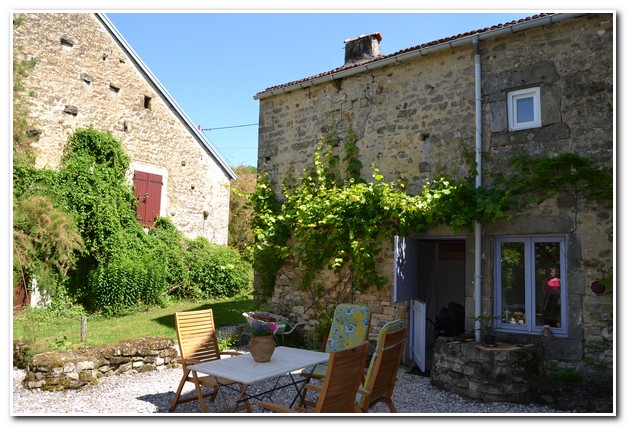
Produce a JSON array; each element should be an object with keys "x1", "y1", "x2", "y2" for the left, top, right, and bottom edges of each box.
[
  {"x1": 507, "y1": 87, "x2": 541, "y2": 131},
  {"x1": 494, "y1": 235, "x2": 567, "y2": 336}
]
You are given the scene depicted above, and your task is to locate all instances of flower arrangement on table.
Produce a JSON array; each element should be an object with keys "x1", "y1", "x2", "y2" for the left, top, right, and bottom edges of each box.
[
  {"x1": 250, "y1": 320, "x2": 277, "y2": 336},
  {"x1": 248, "y1": 320, "x2": 277, "y2": 362}
]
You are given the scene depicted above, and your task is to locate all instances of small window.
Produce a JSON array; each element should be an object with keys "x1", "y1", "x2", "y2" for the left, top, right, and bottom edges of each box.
[
  {"x1": 507, "y1": 87, "x2": 541, "y2": 131},
  {"x1": 143, "y1": 96, "x2": 152, "y2": 110}
]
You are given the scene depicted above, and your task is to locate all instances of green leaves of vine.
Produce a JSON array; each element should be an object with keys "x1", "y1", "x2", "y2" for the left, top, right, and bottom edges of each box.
[
  {"x1": 250, "y1": 135, "x2": 505, "y2": 302},
  {"x1": 249, "y1": 133, "x2": 612, "y2": 303}
]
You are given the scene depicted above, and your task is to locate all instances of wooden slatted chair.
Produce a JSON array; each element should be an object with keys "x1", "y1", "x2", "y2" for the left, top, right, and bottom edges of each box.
[
  {"x1": 169, "y1": 308, "x2": 252, "y2": 412},
  {"x1": 356, "y1": 320, "x2": 406, "y2": 412},
  {"x1": 257, "y1": 342, "x2": 369, "y2": 413}
]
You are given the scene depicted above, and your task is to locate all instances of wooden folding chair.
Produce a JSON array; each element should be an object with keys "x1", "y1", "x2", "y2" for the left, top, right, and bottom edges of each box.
[
  {"x1": 169, "y1": 308, "x2": 252, "y2": 412},
  {"x1": 356, "y1": 320, "x2": 406, "y2": 412},
  {"x1": 257, "y1": 342, "x2": 369, "y2": 413}
]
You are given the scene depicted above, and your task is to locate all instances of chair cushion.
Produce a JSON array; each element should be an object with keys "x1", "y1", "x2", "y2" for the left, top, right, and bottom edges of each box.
[
  {"x1": 357, "y1": 319, "x2": 404, "y2": 406},
  {"x1": 301, "y1": 362, "x2": 327, "y2": 377},
  {"x1": 302, "y1": 304, "x2": 370, "y2": 379},
  {"x1": 325, "y1": 304, "x2": 371, "y2": 353}
]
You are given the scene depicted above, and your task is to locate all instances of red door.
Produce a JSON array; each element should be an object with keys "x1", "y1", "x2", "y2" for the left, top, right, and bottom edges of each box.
[{"x1": 133, "y1": 171, "x2": 163, "y2": 227}]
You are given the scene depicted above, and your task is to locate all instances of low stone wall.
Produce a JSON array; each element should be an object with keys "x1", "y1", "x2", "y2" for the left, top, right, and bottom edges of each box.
[
  {"x1": 429, "y1": 337, "x2": 544, "y2": 403},
  {"x1": 19, "y1": 337, "x2": 179, "y2": 391}
]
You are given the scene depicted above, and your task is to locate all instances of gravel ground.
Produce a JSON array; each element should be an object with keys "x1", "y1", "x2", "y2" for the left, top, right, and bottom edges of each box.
[{"x1": 11, "y1": 365, "x2": 569, "y2": 416}]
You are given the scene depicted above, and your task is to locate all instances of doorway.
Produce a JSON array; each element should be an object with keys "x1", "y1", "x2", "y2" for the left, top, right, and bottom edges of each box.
[{"x1": 394, "y1": 237, "x2": 466, "y2": 373}]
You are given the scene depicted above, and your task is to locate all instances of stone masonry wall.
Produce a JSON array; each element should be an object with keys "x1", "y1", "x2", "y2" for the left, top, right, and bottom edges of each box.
[
  {"x1": 430, "y1": 337, "x2": 545, "y2": 403},
  {"x1": 265, "y1": 238, "x2": 407, "y2": 340},
  {"x1": 256, "y1": 14, "x2": 613, "y2": 369},
  {"x1": 17, "y1": 337, "x2": 178, "y2": 391},
  {"x1": 430, "y1": 336, "x2": 613, "y2": 412},
  {"x1": 13, "y1": 13, "x2": 231, "y2": 244}
]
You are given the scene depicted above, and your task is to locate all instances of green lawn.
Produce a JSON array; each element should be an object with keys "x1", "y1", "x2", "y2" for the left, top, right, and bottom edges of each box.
[{"x1": 13, "y1": 296, "x2": 255, "y2": 353}]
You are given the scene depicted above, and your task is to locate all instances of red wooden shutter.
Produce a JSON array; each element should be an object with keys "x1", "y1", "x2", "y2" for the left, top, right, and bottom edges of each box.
[
  {"x1": 133, "y1": 171, "x2": 149, "y2": 225},
  {"x1": 145, "y1": 173, "x2": 163, "y2": 226},
  {"x1": 133, "y1": 171, "x2": 162, "y2": 227}
]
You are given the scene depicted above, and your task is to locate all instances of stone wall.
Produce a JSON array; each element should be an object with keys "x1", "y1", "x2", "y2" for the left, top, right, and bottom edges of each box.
[
  {"x1": 265, "y1": 241, "x2": 406, "y2": 340},
  {"x1": 430, "y1": 337, "x2": 544, "y2": 403},
  {"x1": 17, "y1": 337, "x2": 178, "y2": 391},
  {"x1": 430, "y1": 337, "x2": 613, "y2": 412},
  {"x1": 255, "y1": 13, "x2": 613, "y2": 370},
  {"x1": 13, "y1": 13, "x2": 232, "y2": 244}
]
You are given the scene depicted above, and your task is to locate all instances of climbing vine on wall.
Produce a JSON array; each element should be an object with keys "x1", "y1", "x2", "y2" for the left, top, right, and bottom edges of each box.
[
  {"x1": 248, "y1": 129, "x2": 612, "y2": 308},
  {"x1": 249, "y1": 131, "x2": 512, "y2": 304}
]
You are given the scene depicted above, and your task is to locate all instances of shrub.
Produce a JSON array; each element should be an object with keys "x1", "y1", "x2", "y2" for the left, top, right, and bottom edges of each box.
[
  {"x1": 148, "y1": 218, "x2": 192, "y2": 298},
  {"x1": 185, "y1": 237, "x2": 253, "y2": 299},
  {"x1": 86, "y1": 249, "x2": 167, "y2": 315},
  {"x1": 13, "y1": 194, "x2": 84, "y2": 299},
  {"x1": 547, "y1": 362, "x2": 585, "y2": 384}
]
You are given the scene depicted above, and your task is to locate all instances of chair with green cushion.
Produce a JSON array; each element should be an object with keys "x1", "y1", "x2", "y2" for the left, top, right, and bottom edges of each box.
[
  {"x1": 356, "y1": 319, "x2": 406, "y2": 412},
  {"x1": 301, "y1": 303, "x2": 371, "y2": 379}
]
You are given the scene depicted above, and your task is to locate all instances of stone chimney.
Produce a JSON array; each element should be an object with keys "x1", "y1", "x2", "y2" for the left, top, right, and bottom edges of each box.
[{"x1": 344, "y1": 32, "x2": 382, "y2": 66}]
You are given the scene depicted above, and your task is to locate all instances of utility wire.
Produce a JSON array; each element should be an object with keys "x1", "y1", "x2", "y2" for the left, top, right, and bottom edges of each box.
[{"x1": 201, "y1": 123, "x2": 258, "y2": 131}]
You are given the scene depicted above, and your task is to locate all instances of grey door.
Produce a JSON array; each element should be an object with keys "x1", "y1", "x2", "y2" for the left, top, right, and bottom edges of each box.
[{"x1": 394, "y1": 236, "x2": 426, "y2": 371}]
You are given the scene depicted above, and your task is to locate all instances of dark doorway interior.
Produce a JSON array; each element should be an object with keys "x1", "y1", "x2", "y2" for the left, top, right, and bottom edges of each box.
[{"x1": 423, "y1": 239, "x2": 466, "y2": 372}]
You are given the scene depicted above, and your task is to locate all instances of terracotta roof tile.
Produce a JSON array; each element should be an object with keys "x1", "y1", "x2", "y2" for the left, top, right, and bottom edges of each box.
[{"x1": 256, "y1": 13, "x2": 552, "y2": 96}]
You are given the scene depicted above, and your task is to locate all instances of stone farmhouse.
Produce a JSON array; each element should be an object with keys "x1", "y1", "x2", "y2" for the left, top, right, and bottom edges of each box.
[
  {"x1": 253, "y1": 12, "x2": 614, "y2": 378},
  {"x1": 13, "y1": 13, "x2": 236, "y2": 245}
]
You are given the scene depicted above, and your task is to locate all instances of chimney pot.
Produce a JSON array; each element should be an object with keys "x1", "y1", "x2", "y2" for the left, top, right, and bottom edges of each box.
[{"x1": 344, "y1": 32, "x2": 382, "y2": 66}]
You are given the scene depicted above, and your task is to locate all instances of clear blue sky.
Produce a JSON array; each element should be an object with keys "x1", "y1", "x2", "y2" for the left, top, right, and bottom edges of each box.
[{"x1": 106, "y1": 12, "x2": 536, "y2": 168}]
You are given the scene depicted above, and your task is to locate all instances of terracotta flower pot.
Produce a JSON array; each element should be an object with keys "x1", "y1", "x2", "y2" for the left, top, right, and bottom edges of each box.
[{"x1": 249, "y1": 335, "x2": 276, "y2": 362}]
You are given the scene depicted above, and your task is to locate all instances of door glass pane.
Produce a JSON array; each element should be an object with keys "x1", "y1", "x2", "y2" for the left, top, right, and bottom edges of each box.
[
  {"x1": 500, "y1": 242, "x2": 526, "y2": 325},
  {"x1": 535, "y1": 241, "x2": 562, "y2": 327},
  {"x1": 516, "y1": 97, "x2": 534, "y2": 123}
]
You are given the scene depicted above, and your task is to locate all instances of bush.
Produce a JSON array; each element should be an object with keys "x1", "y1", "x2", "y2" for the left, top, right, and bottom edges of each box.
[
  {"x1": 13, "y1": 194, "x2": 84, "y2": 299},
  {"x1": 185, "y1": 237, "x2": 253, "y2": 299},
  {"x1": 149, "y1": 218, "x2": 192, "y2": 298},
  {"x1": 547, "y1": 363, "x2": 585, "y2": 383},
  {"x1": 14, "y1": 127, "x2": 253, "y2": 316},
  {"x1": 56, "y1": 128, "x2": 160, "y2": 315},
  {"x1": 86, "y1": 249, "x2": 167, "y2": 315}
]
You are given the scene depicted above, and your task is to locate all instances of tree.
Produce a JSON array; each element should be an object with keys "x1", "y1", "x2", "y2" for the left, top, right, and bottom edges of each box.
[{"x1": 229, "y1": 165, "x2": 257, "y2": 256}]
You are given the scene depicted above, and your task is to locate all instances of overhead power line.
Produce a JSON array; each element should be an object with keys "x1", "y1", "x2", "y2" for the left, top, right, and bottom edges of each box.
[{"x1": 200, "y1": 123, "x2": 258, "y2": 131}]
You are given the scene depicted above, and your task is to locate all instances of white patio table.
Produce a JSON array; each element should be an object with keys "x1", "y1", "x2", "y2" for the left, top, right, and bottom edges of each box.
[{"x1": 187, "y1": 346, "x2": 330, "y2": 413}]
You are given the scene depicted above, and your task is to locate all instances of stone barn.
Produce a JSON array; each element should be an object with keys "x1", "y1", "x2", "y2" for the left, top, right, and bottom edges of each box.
[{"x1": 13, "y1": 12, "x2": 236, "y2": 244}]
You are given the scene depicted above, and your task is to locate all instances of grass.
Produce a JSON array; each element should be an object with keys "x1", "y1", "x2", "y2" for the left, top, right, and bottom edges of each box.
[{"x1": 12, "y1": 296, "x2": 255, "y2": 353}]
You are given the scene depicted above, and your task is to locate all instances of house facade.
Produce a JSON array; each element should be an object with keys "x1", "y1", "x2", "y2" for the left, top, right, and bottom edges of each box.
[
  {"x1": 253, "y1": 13, "x2": 613, "y2": 375},
  {"x1": 13, "y1": 13, "x2": 235, "y2": 245}
]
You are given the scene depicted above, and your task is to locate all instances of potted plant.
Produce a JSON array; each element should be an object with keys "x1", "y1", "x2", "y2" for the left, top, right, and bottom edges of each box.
[
  {"x1": 248, "y1": 320, "x2": 277, "y2": 362},
  {"x1": 472, "y1": 314, "x2": 499, "y2": 346}
]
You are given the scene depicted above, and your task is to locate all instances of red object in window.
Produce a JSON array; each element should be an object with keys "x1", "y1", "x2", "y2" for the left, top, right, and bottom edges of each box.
[{"x1": 133, "y1": 171, "x2": 162, "y2": 227}]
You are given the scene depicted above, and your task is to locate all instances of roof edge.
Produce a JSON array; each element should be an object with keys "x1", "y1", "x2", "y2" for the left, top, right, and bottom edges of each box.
[
  {"x1": 95, "y1": 13, "x2": 237, "y2": 180},
  {"x1": 254, "y1": 13, "x2": 587, "y2": 101}
]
